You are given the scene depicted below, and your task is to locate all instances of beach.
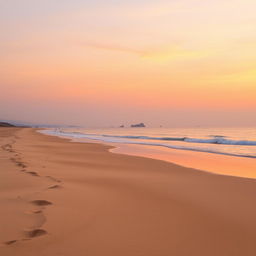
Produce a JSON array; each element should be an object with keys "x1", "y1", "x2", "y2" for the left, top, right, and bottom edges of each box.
[{"x1": 1, "y1": 127, "x2": 256, "y2": 256}]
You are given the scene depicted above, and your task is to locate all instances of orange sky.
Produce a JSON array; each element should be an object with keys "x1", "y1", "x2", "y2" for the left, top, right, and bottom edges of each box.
[{"x1": 1, "y1": 0, "x2": 256, "y2": 127}]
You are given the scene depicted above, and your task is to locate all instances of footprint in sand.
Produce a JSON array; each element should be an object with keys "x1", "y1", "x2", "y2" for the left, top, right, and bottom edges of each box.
[
  {"x1": 10, "y1": 157, "x2": 27, "y2": 168},
  {"x1": 31, "y1": 200, "x2": 52, "y2": 206},
  {"x1": 45, "y1": 176, "x2": 62, "y2": 183},
  {"x1": 26, "y1": 171, "x2": 39, "y2": 177},
  {"x1": 48, "y1": 184, "x2": 62, "y2": 189},
  {"x1": 2, "y1": 144, "x2": 13, "y2": 152},
  {"x1": 25, "y1": 209, "x2": 43, "y2": 215},
  {"x1": 4, "y1": 240, "x2": 17, "y2": 245},
  {"x1": 32, "y1": 210, "x2": 43, "y2": 214},
  {"x1": 25, "y1": 229, "x2": 47, "y2": 238},
  {"x1": 17, "y1": 162, "x2": 27, "y2": 168}
]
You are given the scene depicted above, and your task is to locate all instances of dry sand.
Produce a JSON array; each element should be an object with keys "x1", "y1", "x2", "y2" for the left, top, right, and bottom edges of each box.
[{"x1": 1, "y1": 127, "x2": 256, "y2": 256}]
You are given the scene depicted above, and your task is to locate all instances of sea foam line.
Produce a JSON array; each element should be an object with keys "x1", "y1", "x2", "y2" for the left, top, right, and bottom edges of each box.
[
  {"x1": 40, "y1": 130, "x2": 256, "y2": 159},
  {"x1": 49, "y1": 131, "x2": 256, "y2": 146}
]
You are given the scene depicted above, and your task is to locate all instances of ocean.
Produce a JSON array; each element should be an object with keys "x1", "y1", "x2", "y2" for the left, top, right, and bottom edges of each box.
[{"x1": 42, "y1": 127, "x2": 256, "y2": 159}]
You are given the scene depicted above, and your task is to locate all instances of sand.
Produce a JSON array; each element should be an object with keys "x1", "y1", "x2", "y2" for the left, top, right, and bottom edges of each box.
[
  {"x1": 111, "y1": 143, "x2": 256, "y2": 178},
  {"x1": 1, "y1": 127, "x2": 256, "y2": 256}
]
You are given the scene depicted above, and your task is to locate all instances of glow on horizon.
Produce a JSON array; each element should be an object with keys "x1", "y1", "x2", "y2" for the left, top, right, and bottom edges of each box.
[{"x1": 0, "y1": 0, "x2": 256, "y2": 126}]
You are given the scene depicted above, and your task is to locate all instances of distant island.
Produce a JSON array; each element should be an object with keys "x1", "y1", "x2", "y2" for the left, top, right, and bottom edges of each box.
[{"x1": 130, "y1": 123, "x2": 146, "y2": 128}]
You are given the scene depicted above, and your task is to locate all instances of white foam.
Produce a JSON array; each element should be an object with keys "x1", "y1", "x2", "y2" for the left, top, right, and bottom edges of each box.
[{"x1": 40, "y1": 129, "x2": 256, "y2": 159}]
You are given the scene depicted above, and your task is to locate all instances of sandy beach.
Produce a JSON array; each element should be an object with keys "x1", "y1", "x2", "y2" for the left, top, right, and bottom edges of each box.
[{"x1": 1, "y1": 127, "x2": 256, "y2": 256}]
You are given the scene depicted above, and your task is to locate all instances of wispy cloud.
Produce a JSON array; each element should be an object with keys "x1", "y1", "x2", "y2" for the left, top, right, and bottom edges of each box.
[
  {"x1": 80, "y1": 41, "x2": 146, "y2": 55},
  {"x1": 79, "y1": 41, "x2": 207, "y2": 61}
]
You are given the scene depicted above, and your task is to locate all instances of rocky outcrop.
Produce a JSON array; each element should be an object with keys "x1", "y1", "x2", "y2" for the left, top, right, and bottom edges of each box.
[{"x1": 130, "y1": 123, "x2": 146, "y2": 128}]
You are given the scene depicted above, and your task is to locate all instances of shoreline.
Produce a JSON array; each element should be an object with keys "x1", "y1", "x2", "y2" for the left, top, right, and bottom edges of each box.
[
  {"x1": 41, "y1": 128, "x2": 256, "y2": 159},
  {"x1": 1, "y1": 127, "x2": 256, "y2": 256},
  {"x1": 40, "y1": 129, "x2": 256, "y2": 179},
  {"x1": 111, "y1": 144, "x2": 256, "y2": 179}
]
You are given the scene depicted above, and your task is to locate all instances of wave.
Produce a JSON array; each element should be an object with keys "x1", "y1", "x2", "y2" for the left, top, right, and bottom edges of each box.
[
  {"x1": 63, "y1": 132, "x2": 256, "y2": 146},
  {"x1": 184, "y1": 138, "x2": 256, "y2": 146},
  {"x1": 40, "y1": 130, "x2": 256, "y2": 159},
  {"x1": 102, "y1": 134, "x2": 186, "y2": 141}
]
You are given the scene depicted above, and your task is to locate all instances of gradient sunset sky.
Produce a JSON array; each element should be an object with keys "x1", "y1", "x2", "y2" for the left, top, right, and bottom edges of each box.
[{"x1": 1, "y1": 0, "x2": 256, "y2": 127}]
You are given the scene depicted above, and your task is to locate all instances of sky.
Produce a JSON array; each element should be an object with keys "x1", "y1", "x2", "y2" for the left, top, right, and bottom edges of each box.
[{"x1": 1, "y1": 0, "x2": 256, "y2": 127}]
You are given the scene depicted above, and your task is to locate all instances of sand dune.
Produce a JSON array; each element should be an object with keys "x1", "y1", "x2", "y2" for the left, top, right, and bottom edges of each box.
[{"x1": 1, "y1": 127, "x2": 256, "y2": 256}]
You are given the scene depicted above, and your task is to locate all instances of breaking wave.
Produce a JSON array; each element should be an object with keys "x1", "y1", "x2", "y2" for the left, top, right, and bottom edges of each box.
[{"x1": 40, "y1": 130, "x2": 256, "y2": 159}]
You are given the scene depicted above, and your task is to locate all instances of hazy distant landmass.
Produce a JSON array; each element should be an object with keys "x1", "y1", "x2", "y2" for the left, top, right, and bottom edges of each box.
[
  {"x1": 131, "y1": 123, "x2": 146, "y2": 128},
  {"x1": 0, "y1": 119, "x2": 84, "y2": 128},
  {"x1": 0, "y1": 122, "x2": 16, "y2": 127}
]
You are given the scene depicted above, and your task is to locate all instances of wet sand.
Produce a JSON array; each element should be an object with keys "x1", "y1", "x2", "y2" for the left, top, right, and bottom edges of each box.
[
  {"x1": 110, "y1": 143, "x2": 256, "y2": 178},
  {"x1": 1, "y1": 127, "x2": 256, "y2": 256}
]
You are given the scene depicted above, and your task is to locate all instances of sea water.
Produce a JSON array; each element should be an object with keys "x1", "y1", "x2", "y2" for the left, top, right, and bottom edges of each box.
[{"x1": 43, "y1": 127, "x2": 256, "y2": 159}]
